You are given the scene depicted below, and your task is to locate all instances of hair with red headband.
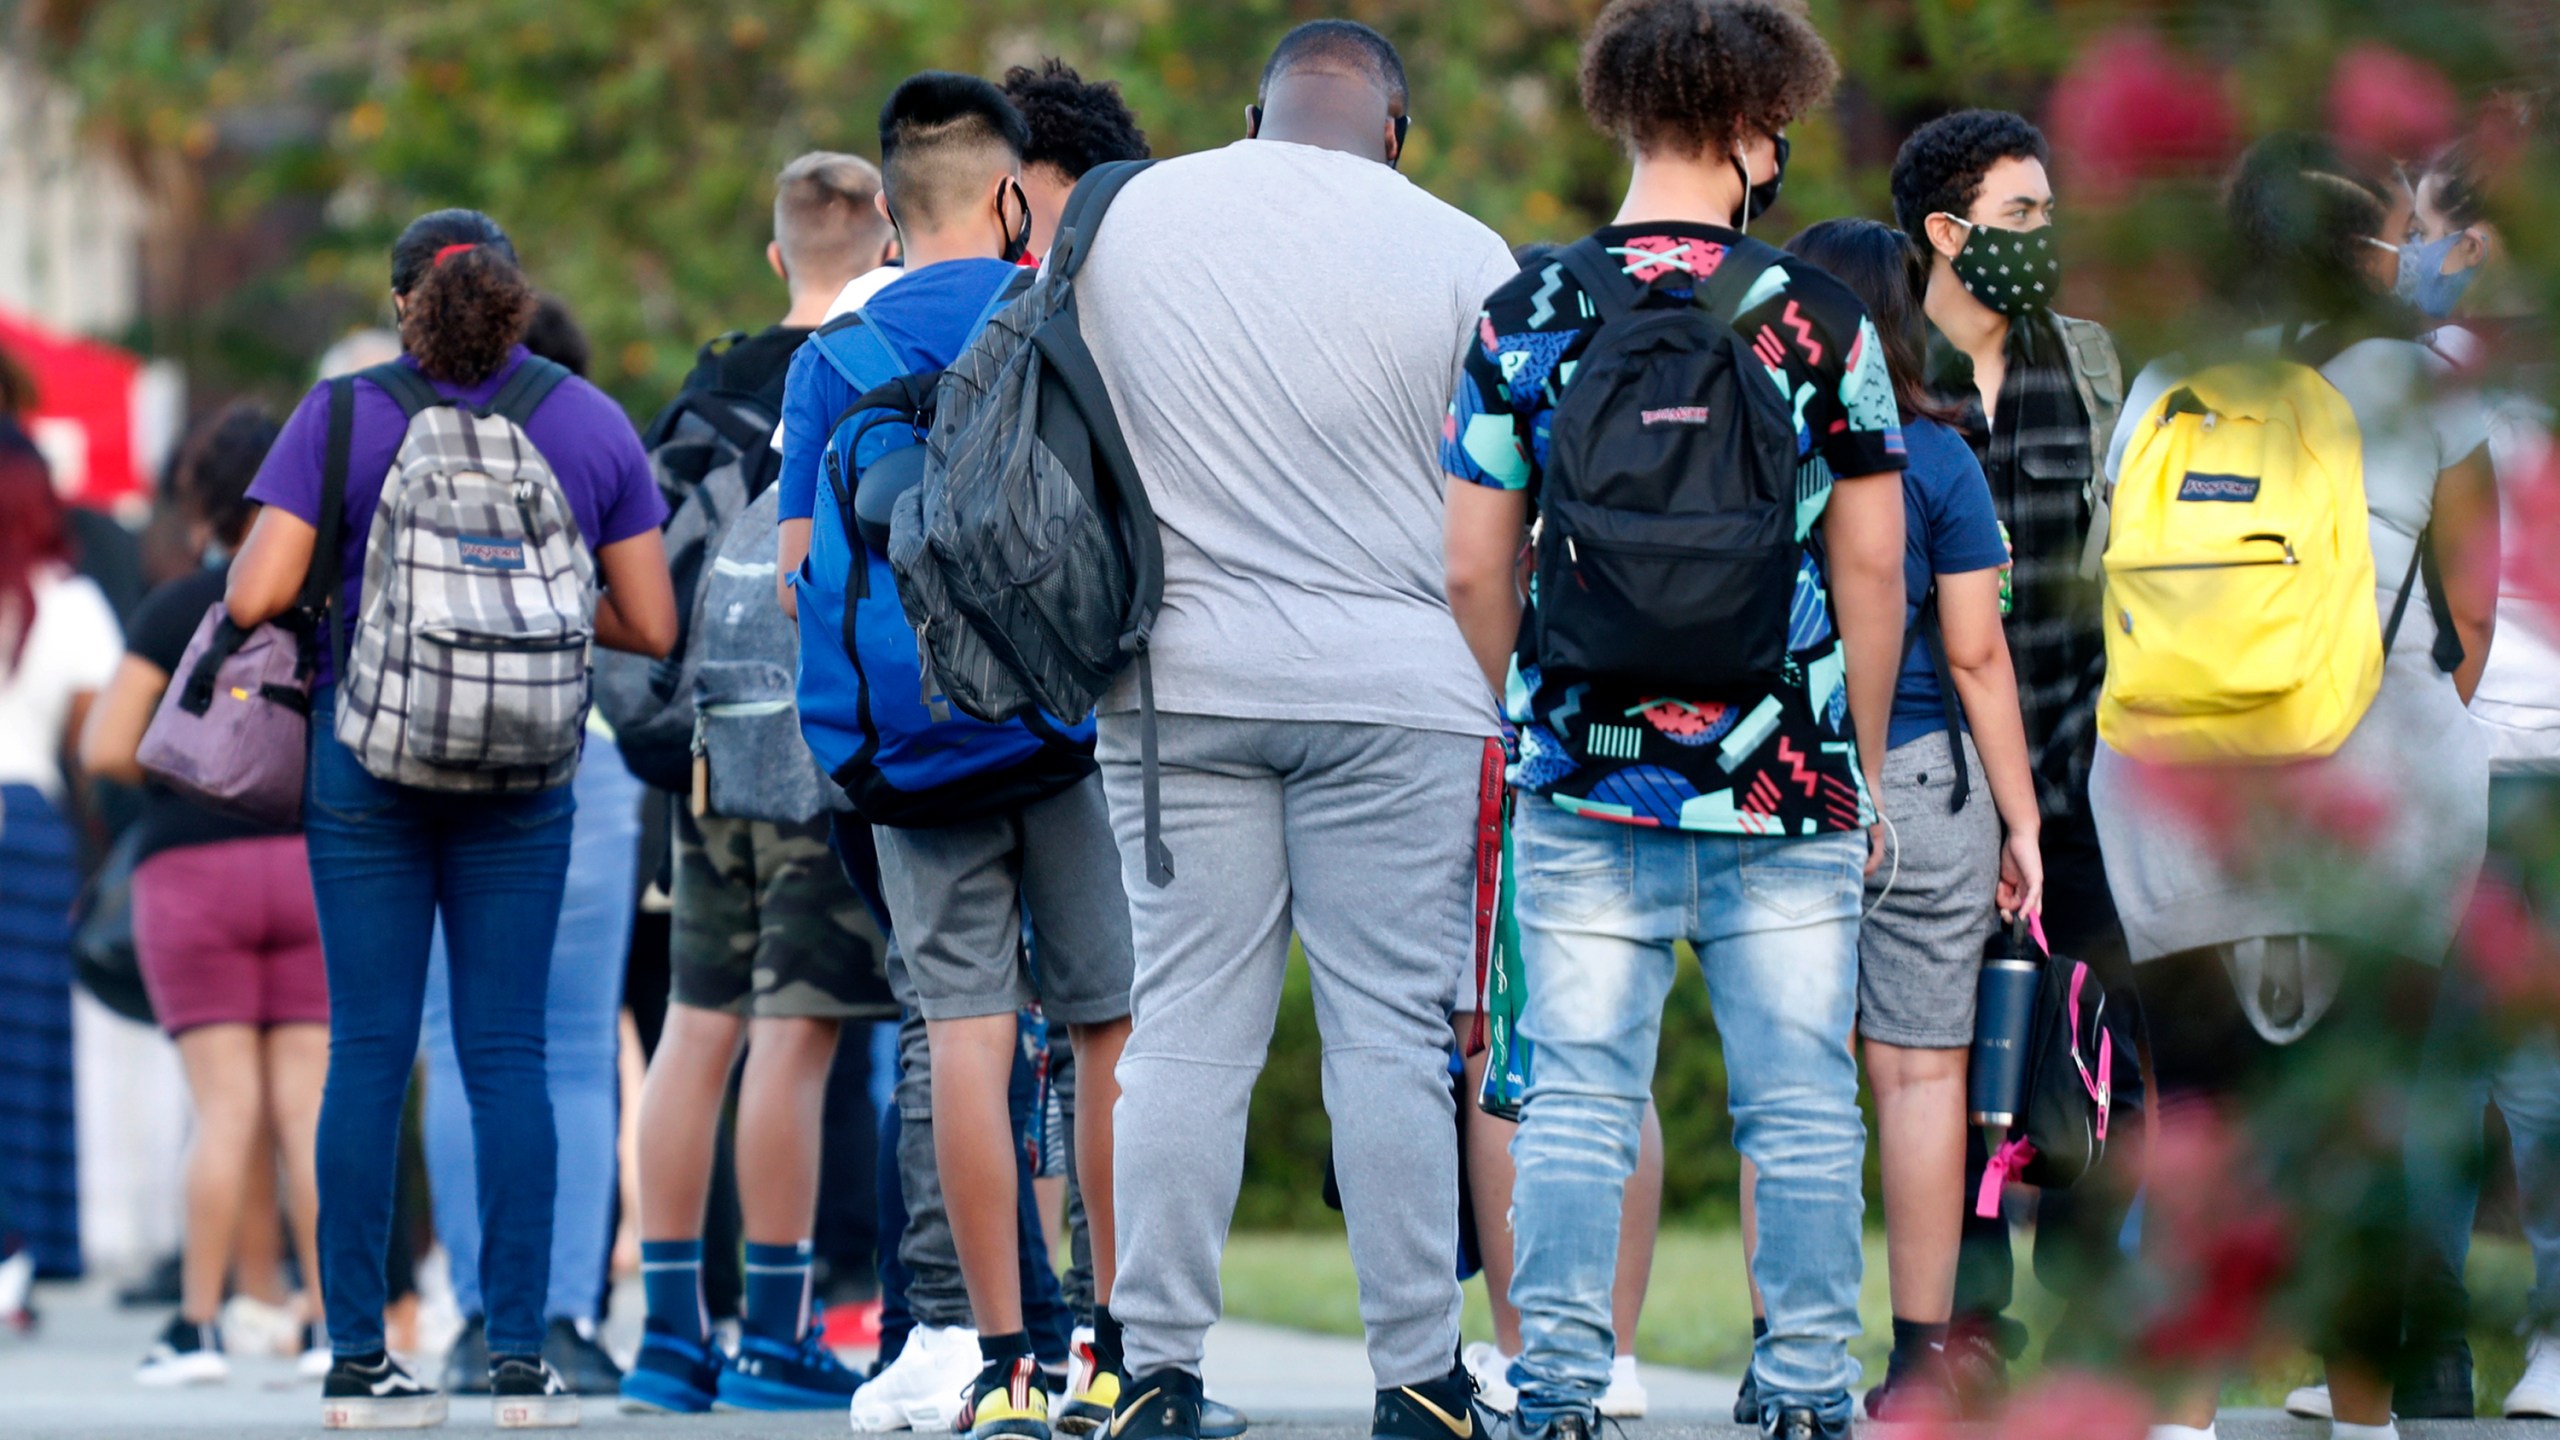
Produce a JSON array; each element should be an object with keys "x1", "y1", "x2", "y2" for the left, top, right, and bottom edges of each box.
[{"x1": 389, "y1": 208, "x2": 534, "y2": 384}]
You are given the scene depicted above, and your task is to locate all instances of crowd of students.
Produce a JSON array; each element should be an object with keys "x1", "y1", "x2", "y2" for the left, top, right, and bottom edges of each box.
[{"x1": 0, "y1": 2, "x2": 2550, "y2": 1440}]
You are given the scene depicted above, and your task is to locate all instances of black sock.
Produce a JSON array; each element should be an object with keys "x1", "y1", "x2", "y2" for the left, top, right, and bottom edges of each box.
[
  {"x1": 1889, "y1": 1317, "x2": 1949, "y2": 1369},
  {"x1": 1752, "y1": 1316, "x2": 1768, "y2": 1342},
  {"x1": 1092, "y1": 1305, "x2": 1126, "y2": 1376},
  {"x1": 980, "y1": 1329, "x2": 1034, "y2": 1376},
  {"x1": 342, "y1": 1348, "x2": 389, "y2": 1370}
]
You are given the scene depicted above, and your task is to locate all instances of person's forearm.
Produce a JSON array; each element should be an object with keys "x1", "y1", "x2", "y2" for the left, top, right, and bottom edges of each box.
[
  {"x1": 777, "y1": 517, "x2": 811, "y2": 622},
  {"x1": 593, "y1": 589, "x2": 670, "y2": 658},
  {"x1": 1836, "y1": 586, "x2": 1900, "y2": 795},
  {"x1": 1449, "y1": 577, "x2": 1521, "y2": 698},
  {"x1": 1947, "y1": 659, "x2": 2042, "y2": 841},
  {"x1": 2455, "y1": 613, "x2": 2494, "y2": 704}
]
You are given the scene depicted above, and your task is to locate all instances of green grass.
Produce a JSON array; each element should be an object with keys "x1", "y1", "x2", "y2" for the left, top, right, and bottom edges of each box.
[{"x1": 1221, "y1": 1226, "x2": 2543, "y2": 1410}]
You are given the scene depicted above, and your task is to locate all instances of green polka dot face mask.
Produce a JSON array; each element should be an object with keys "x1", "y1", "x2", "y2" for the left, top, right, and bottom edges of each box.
[{"x1": 1941, "y1": 216, "x2": 2059, "y2": 317}]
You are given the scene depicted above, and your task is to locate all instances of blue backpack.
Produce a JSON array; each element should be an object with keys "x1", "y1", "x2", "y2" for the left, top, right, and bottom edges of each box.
[{"x1": 792, "y1": 286, "x2": 1094, "y2": 828}]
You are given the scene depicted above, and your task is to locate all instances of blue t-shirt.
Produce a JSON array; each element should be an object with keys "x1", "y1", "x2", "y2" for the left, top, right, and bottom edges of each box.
[
  {"x1": 776, "y1": 258, "x2": 1021, "y2": 522},
  {"x1": 1889, "y1": 416, "x2": 2011, "y2": 750}
]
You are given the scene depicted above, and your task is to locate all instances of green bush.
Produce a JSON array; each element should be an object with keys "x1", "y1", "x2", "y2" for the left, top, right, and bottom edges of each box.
[{"x1": 1240, "y1": 945, "x2": 1880, "y2": 1230}]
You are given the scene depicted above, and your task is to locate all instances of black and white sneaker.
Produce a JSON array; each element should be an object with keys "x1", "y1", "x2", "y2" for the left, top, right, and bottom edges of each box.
[
  {"x1": 1372, "y1": 1363, "x2": 1492, "y2": 1440},
  {"x1": 491, "y1": 1354, "x2": 581, "y2": 1429},
  {"x1": 136, "y1": 1314, "x2": 228, "y2": 1387},
  {"x1": 322, "y1": 1353, "x2": 448, "y2": 1430}
]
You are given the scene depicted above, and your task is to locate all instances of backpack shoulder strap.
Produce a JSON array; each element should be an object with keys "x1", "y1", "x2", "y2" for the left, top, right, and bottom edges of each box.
[
  {"x1": 306, "y1": 377, "x2": 357, "y2": 679},
  {"x1": 358, "y1": 360, "x2": 442, "y2": 421},
  {"x1": 1699, "y1": 235, "x2": 1785, "y2": 325},
  {"x1": 1558, "y1": 237, "x2": 1633, "y2": 324},
  {"x1": 809, "y1": 312, "x2": 905, "y2": 398},
  {"x1": 1048, "y1": 159, "x2": 1155, "y2": 281},
  {"x1": 2054, "y1": 315, "x2": 2127, "y2": 580},
  {"x1": 968, "y1": 267, "x2": 1038, "y2": 338},
  {"x1": 484, "y1": 356, "x2": 571, "y2": 427}
]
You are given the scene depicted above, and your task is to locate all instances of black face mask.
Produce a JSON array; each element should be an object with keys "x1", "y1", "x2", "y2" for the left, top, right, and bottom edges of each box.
[
  {"x1": 997, "y1": 178, "x2": 1033, "y2": 265},
  {"x1": 1733, "y1": 135, "x2": 1789, "y2": 232}
]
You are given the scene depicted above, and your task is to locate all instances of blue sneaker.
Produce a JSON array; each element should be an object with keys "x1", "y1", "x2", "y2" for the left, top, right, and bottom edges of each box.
[
  {"x1": 618, "y1": 1326, "x2": 724, "y2": 1415},
  {"x1": 716, "y1": 1327, "x2": 867, "y2": 1411}
]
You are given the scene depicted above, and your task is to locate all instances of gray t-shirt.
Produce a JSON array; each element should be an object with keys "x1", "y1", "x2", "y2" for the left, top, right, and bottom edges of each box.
[{"x1": 1075, "y1": 139, "x2": 1519, "y2": 735}]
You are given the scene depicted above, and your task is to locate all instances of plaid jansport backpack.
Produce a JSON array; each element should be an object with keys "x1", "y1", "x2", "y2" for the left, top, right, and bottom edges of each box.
[{"x1": 332, "y1": 357, "x2": 596, "y2": 792}]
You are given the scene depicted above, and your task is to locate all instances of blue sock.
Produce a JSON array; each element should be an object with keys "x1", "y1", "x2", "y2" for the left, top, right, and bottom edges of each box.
[
  {"x1": 743, "y1": 1240, "x2": 813, "y2": 1344},
  {"x1": 640, "y1": 1239, "x2": 706, "y2": 1344}
]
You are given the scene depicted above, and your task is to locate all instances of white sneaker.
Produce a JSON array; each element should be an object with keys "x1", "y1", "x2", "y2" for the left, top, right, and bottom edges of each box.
[
  {"x1": 2146, "y1": 1426, "x2": 2217, "y2": 1440},
  {"x1": 2284, "y1": 1383, "x2": 2333, "y2": 1419},
  {"x1": 0, "y1": 1248, "x2": 32, "y2": 1329},
  {"x1": 1598, "y1": 1354, "x2": 1647, "y2": 1419},
  {"x1": 1461, "y1": 1342, "x2": 1517, "y2": 1412},
  {"x1": 138, "y1": 1317, "x2": 230, "y2": 1387},
  {"x1": 848, "y1": 1323, "x2": 978, "y2": 1433},
  {"x1": 2509, "y1": 1330, "x2": 2560, "y2": 1418},
  {"x1": 222, "y1": 1293, "x2": 305, "y2": 1358}
]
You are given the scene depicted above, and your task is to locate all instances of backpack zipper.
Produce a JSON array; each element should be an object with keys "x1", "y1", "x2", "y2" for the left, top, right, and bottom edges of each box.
[{"x1": 2112, "y1": 533, "x2": 2296, "y2": 573}]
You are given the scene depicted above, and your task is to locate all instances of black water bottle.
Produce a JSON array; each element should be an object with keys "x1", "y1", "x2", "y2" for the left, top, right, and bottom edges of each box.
[{"x1": 1969, "y1": 926, "x2": 2043, "y2": 1127}]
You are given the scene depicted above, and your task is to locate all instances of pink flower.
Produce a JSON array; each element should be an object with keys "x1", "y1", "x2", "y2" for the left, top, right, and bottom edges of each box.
[
  {"x1": 2327, "y1": 44, "x2": 2461, "y2": 161},
  {"x1": 2049, "y1": 30, "x2": 2238, "y2": 201}
]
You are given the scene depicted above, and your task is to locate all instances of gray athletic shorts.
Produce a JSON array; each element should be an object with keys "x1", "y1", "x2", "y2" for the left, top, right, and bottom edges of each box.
[
  {"x1": 1858, "y1": 729, "x2": 2000, "y2": 1049},
  {"x1": 872, "y1": 770, "x2": 1135, "y2": 1025}
]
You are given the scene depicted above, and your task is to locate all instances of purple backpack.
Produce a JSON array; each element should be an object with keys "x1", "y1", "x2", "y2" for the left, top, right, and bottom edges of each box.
[
  {"x1": 136, "y1": 604, "x2": 320, "y2": 826},
  {"x1": 135, "y1": 377, "x2": 357, "y2": 826}
]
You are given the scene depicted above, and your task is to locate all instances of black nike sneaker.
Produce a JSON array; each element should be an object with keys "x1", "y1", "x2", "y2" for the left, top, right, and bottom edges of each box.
[
  {"x1": 322, "y1": 1352, "x2": 448, "y2": 1430},
  {"x1": 1110, "y1": 1367, "x2": 1204, "y2": 1440},
  {"x1": 1372, "y1": 1362, "x2": 1487, "y2": 1440},
  {"x1": 1731, "y1": 1363, "x2": 1760, "y2": 1425},
  {"x1": 490, "y1": 1355, "x2": 580, "y2": 1429}
]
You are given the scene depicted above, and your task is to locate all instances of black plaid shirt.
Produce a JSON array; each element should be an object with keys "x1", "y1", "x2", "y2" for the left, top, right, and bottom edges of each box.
[{"x1": 1929, "y1": 312, "x2": 2112, "y2": 830}]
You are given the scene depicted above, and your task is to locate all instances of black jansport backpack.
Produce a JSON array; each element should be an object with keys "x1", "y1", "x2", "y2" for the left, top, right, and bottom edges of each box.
[
  {"x1": 596, "y1": 333, "x2": 783, "y2": 793},
  {"x1": 887, "y1": 159, "x2": 1172, "y2": 883},
  {"x1": 1535, "y1": 235, "x2": 1800, "y2": 696}
]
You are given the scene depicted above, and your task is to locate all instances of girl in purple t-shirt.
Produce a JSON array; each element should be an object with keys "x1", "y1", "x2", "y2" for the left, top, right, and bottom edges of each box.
[{"x1": 224, "y1": 208, "x2": 674, "y2": 1427}]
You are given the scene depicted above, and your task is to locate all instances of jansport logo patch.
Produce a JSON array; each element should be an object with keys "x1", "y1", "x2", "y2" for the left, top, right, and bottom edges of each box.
[
  {"x1": 2177, "y1": 472, "x2": 2260, "y2": 503},
  {"x1": 1640, "y1": 405, "x2": 1712, "y2": 427},
  {"x1": 457, "y1": 536, "x2": 527, "y2": 570}
]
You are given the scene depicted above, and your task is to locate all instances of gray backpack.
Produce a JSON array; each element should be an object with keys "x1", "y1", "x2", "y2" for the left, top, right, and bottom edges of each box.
[
  {"x1": 888, "y1": 159, "x2": 1172, "y2": 883},
  {"x1": 594, "y1": 367, "x2": 779, "y2": 793},
  {"x1": 332, "y1": 359, "x2": 594, "y2": 792},
  {"x1": 691, "y1": 482, "x2": 848, "y2": 823}
]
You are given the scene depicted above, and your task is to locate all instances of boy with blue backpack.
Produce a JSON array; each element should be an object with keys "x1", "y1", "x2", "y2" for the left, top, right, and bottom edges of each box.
[{"x1": 784, "y1": 74, "x2": 1134, "y2": 1440}]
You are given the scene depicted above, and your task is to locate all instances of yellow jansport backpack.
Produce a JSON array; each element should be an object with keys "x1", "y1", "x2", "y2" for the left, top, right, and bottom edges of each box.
[{"x1": 2098, "y1": 359, "x2": 2379, "y2": 763}]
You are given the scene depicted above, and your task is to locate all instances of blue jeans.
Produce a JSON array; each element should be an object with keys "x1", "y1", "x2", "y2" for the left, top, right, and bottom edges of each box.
[
  {"x1": 1506, "y1": 803, "x2": 1866, "y2": 1427},
  {"x1": 306, "y1": 688, "x2": 573, "y2": 1359},
  {"x1": 422, "y1": 753, "x2": 640, "y2": 1323}
]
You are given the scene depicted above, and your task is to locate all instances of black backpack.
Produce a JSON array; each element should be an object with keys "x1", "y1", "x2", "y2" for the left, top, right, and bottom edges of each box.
[
  {"x1": 1534, "y1": 235, "x2": 1800, "y2": 696},
  {"x1": 1976, "y1": 918, "x2": 2120, "y2": 1212},
  {"x1": 887, "y1": 160, "x2": 1171, "y2": 883},
  {"x1": 596, "y1": 333, "x2": 783, "y2": 792}
]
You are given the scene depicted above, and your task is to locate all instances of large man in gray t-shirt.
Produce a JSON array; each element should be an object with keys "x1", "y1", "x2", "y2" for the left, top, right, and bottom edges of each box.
[{"x1": 1072, "y1": 22, "x2": 1518, "y2": 1440}]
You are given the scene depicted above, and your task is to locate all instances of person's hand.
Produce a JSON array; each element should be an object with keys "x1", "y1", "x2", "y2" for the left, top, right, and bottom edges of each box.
[
  {"x1": 1997, "y1": 826, "x2": 2044, "y2": 922},
  {"x1": 1864, "y1": 770, "x2": 1889, "y2": 877}
]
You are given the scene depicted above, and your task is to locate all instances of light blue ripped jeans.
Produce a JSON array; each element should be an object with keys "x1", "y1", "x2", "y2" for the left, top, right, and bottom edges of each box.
[{"x1": 1506, "y1": 800, "x2": 1867, "y2": 1429}]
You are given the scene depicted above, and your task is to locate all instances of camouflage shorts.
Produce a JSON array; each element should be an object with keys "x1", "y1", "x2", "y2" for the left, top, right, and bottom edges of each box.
[{"x1": 671, "y1": 809, "x2": 895, "y2": 1020}]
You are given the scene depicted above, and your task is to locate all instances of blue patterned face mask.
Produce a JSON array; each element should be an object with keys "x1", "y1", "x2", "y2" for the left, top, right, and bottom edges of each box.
[{"x1": 2394, "y1": 230, "x2": 2478, "y2": 318}]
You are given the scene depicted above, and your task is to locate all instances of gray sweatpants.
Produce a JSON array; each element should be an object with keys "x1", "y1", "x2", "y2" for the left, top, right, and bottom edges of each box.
[{"x1": 1098, "y1": 712, "x2": 1486, "y2": 1388}]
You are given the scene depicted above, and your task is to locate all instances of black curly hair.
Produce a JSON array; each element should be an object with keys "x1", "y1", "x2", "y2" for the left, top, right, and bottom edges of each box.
[
  {"x1": 1579, "y1": 0, "x2": 1838, "y2": 162},
  {"x1": 175, "y1": 403, "x2": 282, "y2": 549},
  {"x1": 1889, "y1": 110, "x2": 2050, "y2": 241},
  {"x1": 1002, "y1": 60, "x2": 1150, "y2": 183}
]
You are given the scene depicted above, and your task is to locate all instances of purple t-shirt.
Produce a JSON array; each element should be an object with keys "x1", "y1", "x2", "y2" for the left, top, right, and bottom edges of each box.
[{"x1": 246, "y1": 346, "x2": 666, "y2": 683}]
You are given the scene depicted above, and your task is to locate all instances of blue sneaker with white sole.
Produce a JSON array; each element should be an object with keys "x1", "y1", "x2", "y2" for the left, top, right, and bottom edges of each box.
[
  {"x1": 716, "y1": 1327, "x2": 867, "y2": 1411},
  {"x1": 618, "y1": 1326, "x2": 724, "y2": 1415}
]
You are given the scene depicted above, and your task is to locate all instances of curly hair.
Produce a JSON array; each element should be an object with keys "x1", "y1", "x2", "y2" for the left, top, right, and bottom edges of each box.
[
  {"x1": 175, "y1": 403, "x2": 282, "y2": 549},
  {"x1": 1888, "y1": 109, "x2": 2050, "y2": 239},
  {"x1": 390, "y1": 208, "x2": 534, "y2": 385},
  {"x1": 1579, "y1": 0, "x2": 1838, "y2": 162},
  {"x1": 1003, "y1": 60, "x2": 1151, "y2": 182}
]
